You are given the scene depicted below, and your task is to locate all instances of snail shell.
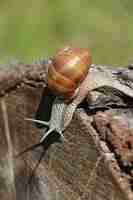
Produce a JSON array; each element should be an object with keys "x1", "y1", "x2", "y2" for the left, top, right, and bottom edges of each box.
[{"x1": 47, "y1": 46, "x2": 92, "y2": 101}]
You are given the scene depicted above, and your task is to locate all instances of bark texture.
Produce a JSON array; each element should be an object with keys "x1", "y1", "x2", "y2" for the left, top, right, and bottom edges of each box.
[{"x1": 0, "y1": 63, "x2": 133, "y2": 200}]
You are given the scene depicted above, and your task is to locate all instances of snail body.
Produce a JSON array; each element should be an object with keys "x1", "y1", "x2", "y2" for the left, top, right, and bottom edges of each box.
[
  {"x1": 47, "y1": 46, "x2": 92, "y2": 101},
  {"x1": 26, "y1": 46, "x2": 92, "y2": 143}
]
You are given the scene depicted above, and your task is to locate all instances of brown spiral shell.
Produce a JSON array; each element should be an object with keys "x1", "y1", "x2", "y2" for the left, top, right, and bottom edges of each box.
[{"x1": 47, "y1": 46, "x2": 92, "y2": 100}]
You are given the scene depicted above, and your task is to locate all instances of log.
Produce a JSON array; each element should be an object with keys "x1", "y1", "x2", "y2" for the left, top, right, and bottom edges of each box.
[{"x1": 0, "y1": 62, "x2": 133, "y2": 200}]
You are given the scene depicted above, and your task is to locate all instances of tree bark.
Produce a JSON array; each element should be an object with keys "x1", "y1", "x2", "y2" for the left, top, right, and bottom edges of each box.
[{"x1": 0, "y1": 63, "x2": 133, "y2": 200}]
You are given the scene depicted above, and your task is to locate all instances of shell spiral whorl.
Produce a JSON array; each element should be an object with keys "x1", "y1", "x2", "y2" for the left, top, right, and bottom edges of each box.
[{"x1": 47, "y1": 46, "x2": 92, "y2": 101}]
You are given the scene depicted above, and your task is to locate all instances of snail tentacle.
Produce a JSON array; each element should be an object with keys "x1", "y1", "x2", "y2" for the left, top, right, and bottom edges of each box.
[
  {"x1": 25, "y1": 118, "x2": 49, "y2": 127},
  {"x1": 40, "y1": 128, "x2": 55, "y2": 143}
]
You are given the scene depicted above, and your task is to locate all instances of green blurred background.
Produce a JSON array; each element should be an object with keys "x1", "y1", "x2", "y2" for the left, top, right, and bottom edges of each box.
[{"x1": 0, "y1": 0, "x2": 132, "y2": 65}]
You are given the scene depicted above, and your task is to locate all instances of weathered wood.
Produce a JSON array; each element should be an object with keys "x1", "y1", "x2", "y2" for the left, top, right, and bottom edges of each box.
[
  {"x1": 0, "y1": 63, "x2": 133, "y2": 200},
  {"x1": 0, "y1": 62, "x2": 48, "y2": 96}
]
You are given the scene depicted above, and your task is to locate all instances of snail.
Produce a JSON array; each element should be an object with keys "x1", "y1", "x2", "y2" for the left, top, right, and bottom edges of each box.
[
  {"x1": 26, "y1": 46, "x2": 92, "y2": 143},
  {"x1": 47, "y1": 46, "x2": 91, "y2": 101}
]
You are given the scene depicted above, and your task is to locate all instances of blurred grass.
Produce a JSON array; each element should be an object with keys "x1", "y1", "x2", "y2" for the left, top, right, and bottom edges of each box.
[{"x1": 0, "y1": 0, "x2": 132, "y2": 65}]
